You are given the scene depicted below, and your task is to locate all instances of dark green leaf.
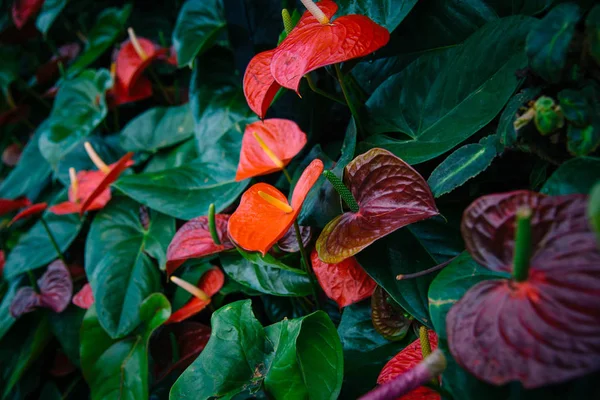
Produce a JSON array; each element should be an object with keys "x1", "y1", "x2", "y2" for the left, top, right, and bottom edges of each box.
[
  {"x1": 85, "y1": 196, "x2": 174, "y2": 338},
  {"x1": 80, "y1": 293, "x2": 171, "y2": 400},
  {"x1": 220, "y1": 250, "x2": 312, "y2": 297},
  {"x1": 497, "y1": 87, "x2": 541, "y2": 149},
  {"x1": 488, "y1": 0, "x2": 555, "y2": 15},
  {"x1": 4, "y1": 191, "x2": 84, "y2": 279},
  {"x1": 589, "y1": 182, "x2": 600, "y2": 241},
  {"x1": 172, "y1": 0, "x2": 226, "y2": 67},
  {"x1": 39, "y1": 382, "x2": 62, "y2": 400},
  {"x1": 363, "y1": 16, "x2": 534, "y2": 164},
  {"x1": 0, "y1": 278, "x2": 24, "y2": 342},
  {"x1": 36, "y1": 0, "x2": 67, "y2": 34},
  {"x1": 541, "y1": 157, "x2": 600, "y2": 195},
  {"x1": 587, "y1": 5, "x2": 600, "y2": 64},
  {"x1": 120, "y1": 104, "x2": 195, "y2": 153},
  {"x1": 143, "y1": 138, "x2": 199, "y2": 173},
  {"x1": 558, "y1": 89, "x2": 591, "y2": 126},
  {"x1": 567, "y1": 124, "x2": 599, "y2": 156},
  {"x1": 49, "y1": 306, "x2": 86, "y2": 366},
  {"x1": 336, "y1": 0, "x2": 417, "y2": 31},
  {"x1": 170, "y1": 300, "x2": 343, "y2": 400},
  {"x1": 0, "y1": 47, "x2": 18, "y2": 95},
  {"x1": 428, "y1": 135, "x2": 498, "y2": 197},
  {"x1": 525, "y1": 3, "x2": 581, "y2": 83}
]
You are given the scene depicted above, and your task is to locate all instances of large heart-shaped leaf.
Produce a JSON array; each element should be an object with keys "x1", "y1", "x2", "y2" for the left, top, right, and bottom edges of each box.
[
  {"x1": 80, "y1": 293, "x2": 170, "y2": 400},
  {"x1": 49, "y1": 305, "x2": 86, "y2": 366},
  {"x1": 85, "y1": 196, "x2": 174, "y2": 338},
  {"x1": 220, "y1": 250, "x2": 312, "y2": 297},
  {"x1": 120, "y1": 104, "x2": 194, "y2": 153},
  {"x1": 35, "y1": 0, "x2": 66, "y2": 34},
  {"x1": 541, "y1": 156, "x2": 600, "y2": 195},
  {"x1": 335, "y1": 0, "x2": 417, "y2": 31},
  {"x1": 172, "y1": 0, "x2": 226, "y2": 67},
  {"x1": 4, "y1": 191, "x2": 84, "y2": 279},
  {"x1": 363, "y1": 16, "x2": 534, "y2": 164},
  {"x1": 170, "y1": 299, "x2": 343, "y2": 400}
]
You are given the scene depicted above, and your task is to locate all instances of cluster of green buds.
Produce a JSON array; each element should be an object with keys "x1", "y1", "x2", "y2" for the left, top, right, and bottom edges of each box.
[{"x1": 514, "y1": 96, "x2": 565, "y2": 135}]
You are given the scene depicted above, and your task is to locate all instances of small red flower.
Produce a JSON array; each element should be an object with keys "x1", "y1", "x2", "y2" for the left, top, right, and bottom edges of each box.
[
  {"x1": 12, "y1": 0, "x2": 44, "y2": 29},
  {"x1": 0, "y1": 197, "x2": 31, "y2": 215},
  {"x1": 72, "y1": 283, "x2": 94, "y2": 309},
  {"x1": 235, "y1": 119, "x2": 307, "y2": 181},
  {"x1": 228, "y1": 159, "x2": 324, "y2": 255},
  {"x1": 10, "y1": 202, "x2": 47, "y2": 225},
  {"x1": 310, "y1": 249, "x2": 376, "y2": 308}
]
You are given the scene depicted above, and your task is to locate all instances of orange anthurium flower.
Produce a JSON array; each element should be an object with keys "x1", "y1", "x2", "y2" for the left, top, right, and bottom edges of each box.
[
  {"x1": 49, "y1": 143, "x2": 134, "y2": 215},
  {"x1": 10, "y1": 202, "x2": 47, "y2": 225},
  {"x1": 166, "y1": 267, "x2": 225, "y2": 324},
  {"x1": 243, "y1": 0, "x2": 389, "y2": 118},
  {"x1": 235, "y1": 119, "x2": 307, "y2": 181},
  {"x1": 228, "y1": 159, "x2": 324, "y2": 255}
]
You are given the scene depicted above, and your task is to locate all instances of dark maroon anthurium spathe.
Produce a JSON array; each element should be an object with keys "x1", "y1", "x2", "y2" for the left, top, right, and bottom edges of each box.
[
  {"x1": 316, "y1": 148, "x2": 438, "y2": 263},
  {"x1": 10, "y1": 260, "x2": 73, "y2": 318},
  {"x1": 277, "y1": 224, "x2": 312, "y2": 253},
  {"x1": 447, "y1": 190, "x2": 600, "y2": 388}
]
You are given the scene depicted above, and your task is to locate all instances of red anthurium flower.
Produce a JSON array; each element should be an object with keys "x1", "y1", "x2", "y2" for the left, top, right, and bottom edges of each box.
[
  {"x1": 316, "y1": 148, "x2": 438, "y2": 263},
  {"x1": 12, "y1": 0, "x2": 44, "y2": 29},
  {"x1": 2, "y1": 143, "x2": 22, "y2": 166},
  {"x1": 243, "y1": 49, "x2": 280, "y2": 119},
  {"x1": 72, "y1": 283, "x2": 94, "y2": 309},
  {"x1": 228, "y1": 159, "x2": 324, "y2": 255},
  {"x1": 166, "y1": 267, "x2": 225, "y2": 324},
  {"x1": 447, "y1": 190, "x2": 600, "y2": 388},
  {"x1": 10, "y1": 260, "x2": 73, "y2": 318},
  {"x1": 310, "y1": 249, "x2": 376, "y2": 308},
  {"x1": 108, "y1": 65, "x2": 153, "y2": 107},
  {"x1": 151, "y1": 321, "x2": 211, "y2": 382},
  {"x1": 166, "y1": 214, "x2": 234, "y2": 276},
  {"x1": 50, "y1": 142, "x2": 134, "y2": 215},
  {"x1": 35, "y1": 43, "x2": 81, "y2": 85},
  {"x1": 235, "y1": 119, "x2": 307, "y2": 181},
  {"x1": 0, "y1": 197, "x2": 31, "y2": 215},
  {"x1": 9, "y1": 202, "x2": 47, "y2": 225},
  {"x1": 377, "y1": 331, "x2": 440, "y2": 400}
]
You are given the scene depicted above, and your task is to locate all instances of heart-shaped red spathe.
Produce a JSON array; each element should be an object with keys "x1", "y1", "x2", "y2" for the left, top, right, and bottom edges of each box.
[
  {"x1": 447, "y1": 191, "x2": 600, "y2": 388},
  {"x1": 235, "y1": 119, "x2": 307, "y2": 181},
  {"x1": 243, "y1": 49, "x2": 280, "y2": 119},
  {"x1": 12, "y1": 0, "x2": 44, "y2": 29},
  {"x1": 271, "y1": 0, "x2": 390, "y2": 92},
  {"x1": 377, "y1": 331, "x2": 440, "y2": 400},
  {"x1": 166, "y1": 214, "x2": 234, "y2": 276},
  {"x1": 316, "y1": 148, "x2": 438, "y2": 263},
  {"x1": 228, "y1": 159, "x2": 324, "y2": 255},
  {"x1": 166, "y1": 267, "x2": 225, "y2": 324},
  {"x1": 10, "y1": 260, "x2": 73, "y2": 318},
  {"x1": 116, "y1": 38, "x2": 167, "y2": 95},
  {"x1": 109, "y1": 73, "x2": 153, "y2": 107},
  {"x1": 72, "y1": 283, "x2": 94, "y2": 309},
  {"x1": 10, "y1": 202, "x2": 47, "y2": 225},
  {"x1": 310, "y1": 249, "x2": 375, "y2": 308},
  {"x1": 0, "y1": 197, "x2": 31, "y2": 215}
]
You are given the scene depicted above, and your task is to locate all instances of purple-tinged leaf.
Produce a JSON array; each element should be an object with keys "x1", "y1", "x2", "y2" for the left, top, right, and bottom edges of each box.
[
  {"x1": 10, "y1": 286, "x2": 41, "y2": 318},
  {"x1": 277, "y1": 225, "x2": 312, "y2": 253}
]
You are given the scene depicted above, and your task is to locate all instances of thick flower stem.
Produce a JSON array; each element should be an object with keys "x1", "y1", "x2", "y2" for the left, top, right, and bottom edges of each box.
[
  {"x1": 395, "y1": 256, "x2": 457, "y2": 280},
  {"x1": 294, "y1": 221, "x2": 321, "y2": 310},
  {"x1": 335, "y1": 64, "x2": 364, "y2": 137},
  {"x1": 323, "y1": 170, "x2": 359, "y2": 212},
  {"x1": 40, "y1": 218, "x2": 66, "y2": 263},
  {"x1": 282, "y1": 167, "x2": 293, "y2": 184},
  {"x1": 305, "y1": 74, "x2": 346, "y2": 105},
  {"x1": 512, "y1": 207, "x2": 532, "y2": 282},
  {"x1": 208, "y1": 203, "x2": 221, "y2": 246}
]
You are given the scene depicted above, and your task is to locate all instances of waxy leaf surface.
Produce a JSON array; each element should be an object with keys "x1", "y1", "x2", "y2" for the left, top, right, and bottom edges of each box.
[
  {"x1": 36, "y1": 0, "x2": 68, "y2": 34},
  {"x1": 336, "y1": 0, "x2": 417, "y2": 31},
  {"x1": 317, "y1": 148, "x2": 438, "y2": 263},
  {"x1": 167, "y1": 267, "x2": 225, "y2": 323}
]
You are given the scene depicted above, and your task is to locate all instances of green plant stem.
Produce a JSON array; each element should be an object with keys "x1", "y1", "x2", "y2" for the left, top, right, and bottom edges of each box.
[
  {"x1": 282, "y1": 167, "x2": 293, "y2": 184},
  {"x1": 305, "y1": 74, "x2": 346, "y2": 105},
  {"x1": 335, "y1": 64, "x2": 364, "y2": 136},
  {"x1": 323, "y1": 170, "x2": 359, "y2": 212},
  {"x1": 26, "y1": 271, "x2": 38, "y2": 291},
  {"x1": 512, "y1": 207, "x2": 532, "y2": 282},
  {"x1": 40, "y1": 218, "x2": 65, "y2": 263},
  {"x1": 208, "y1": 203, "x2": 221, "y2": 245},
  {"x1": 294, "y1": 221, "x2": 321, "y2": 310},
  {"x1": 147, "y1": 67, "x2": 173, "y2": 105}
]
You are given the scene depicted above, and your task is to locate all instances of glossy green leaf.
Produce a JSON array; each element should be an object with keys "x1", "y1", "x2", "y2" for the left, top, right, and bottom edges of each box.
[
  {"x1": 220, "y1": 250, "x2": 312, "y2": 297},
  {"x1": 336, "y1": 0, "x2": 417, "y2": 31},
  {"x1": 172, "y1": 0, "x2": 226, "y2": 67},
  {"x1": 496, "y1": 87, "x2": 541, "y2": 149},
  {"x1": 428, "y1": 135, "x2": 498, "y2": 197},
  {"x1": 4, "y1": 191, "x2": 84, "y2": 279},
  {"x1": 356, "y1": 215, "x2": 463, "y2": 326},
  {"x1": 38, "y1": 69, "x2": 112, "y2": 168},
  {"x1": 567, "y1": 124, "x2": 599, "y2": 156},
  {"x1": 143, "y1": 138, "x2": 199, "y2": 173},
  {"x1": 587, "y1": 5, "x2": 600, "y2": 64},
  {"x1": 80, "y1": 293, "x2": 171, "y2": 400},
  {"x1": 85, "y1": 196, "x2": 174, "y2": 338},
  {"x1": 488, "y1": 0, "x2": 555, "y2": 15},
  {"x1": 49, "y1": 306, "x2": 86, "y2": 366},
  {"x1": 364, "y1": 16, "x2": 534, "y2": 164},
  {"x1": 541, "y1": 157, "x2": 600, "y2": 195},
  {"x1": 170, "y1": 300, "x2": 343, "y2": 400},
  {"x1": 36, "y1": 0, "x2": 67, "y2": 34},
  {"x1": 120, "y1": 104, "x2": 195, "y2": 153},
  {"x1": 589, "y1": 182, "x2": 600, "y2": 241},
  {"x1": 67, "y1": 5, "x2": 132, "y2": 77},
  {"x1": 0, "y1": 278, "x2": 24, "y2": 342},
  {"x1": 526, "y1": 3, "x2": 581, "y2": 83},
  {"x1": 428, "y1": 252, "x2": 508, "y2": 340}
]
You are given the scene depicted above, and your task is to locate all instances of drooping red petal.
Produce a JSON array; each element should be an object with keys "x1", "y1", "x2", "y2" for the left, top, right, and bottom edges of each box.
[
  {"x1": 228, "y1": 159, "x2": 323, "y2": 255},
  {"x1": 49, "y1": 201, "x2": 82, "y2": 215},
  {"x1": 316, "y1": 148, "x2": 438, "y2": 263},
  {"x1": 35, "y1": 43, "x2": 81, "y2": 85},
  {"x1": 166, "y1": 215, "x2": 234, "y2": 276},
  {"x1": 310, "y1": 249, "x2": 375, "y2": 308},
  {"x1": 116, "y1": 38, "x2": 167, "y2": 95},
  {"x1": 449, "y1": 192, "x2": 600, "y2": 388},
  {"x1": 0, "y1": 197, "x2": 31, "y2": 215},
  {"x1": 243, "y1": 50, "x2": 281, "y2": 119},
  {"x1": 12, "y1": 0, "x2": 44, "y2": 29},
  {"x1": 235, "y1": 119, "x2": 307, "y2": 181},
  {"x1": 277, "y1": 224, "x2": 312, "y2": 253},
  {"x1": 151, "y1": 322, "x2": 211, "y2": 381},
  {"x1": 377, "y1": 331, "x2": 440, "y2": 400},
  {"x1": 49, "y1": 350, "x2": 76, "y2": 377},
  {"x1": 109, "y1": 74, "x2": 153, "y2": 107},
  {"x1": 38, "y1": 260, "x2": 73, "y2": 313},
  {"x1": 10, "y1": 202, "x2": 47, "y2": 225},
  {"x1": 72, "y1": 283, "x2": 94, "y2": 309},
  {"x1": 9, "y1": 286, "x2": 41, "y2": 318},
  {"x1": 166, "y1": 267, "x2": 225, "y2": 324},
  {"x1": 80, "y1": 153, "x2": 135, "y2": 214},
  {"x1": 271, "y1": 0, "x2": 390, "y2": 92},
  {"x1": 2, "y1": 143, "x2": 22, "y2": 166}
]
